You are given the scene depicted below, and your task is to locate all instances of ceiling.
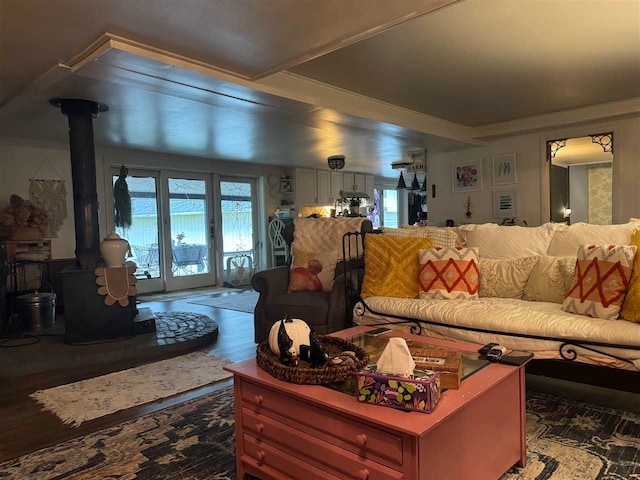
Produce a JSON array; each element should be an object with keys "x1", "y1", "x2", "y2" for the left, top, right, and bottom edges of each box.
[{"x1": 0, "y1": 0, "x2": 638, "y2": 176}]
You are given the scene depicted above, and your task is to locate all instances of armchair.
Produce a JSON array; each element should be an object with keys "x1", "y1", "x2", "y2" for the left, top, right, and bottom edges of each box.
[{"x1": 251, "y1": 219, "x2": 372, "y2": 343}]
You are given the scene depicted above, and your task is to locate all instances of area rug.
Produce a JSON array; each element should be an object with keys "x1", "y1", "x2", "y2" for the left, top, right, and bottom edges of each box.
[
  {"x1": 188, "y1": 290, "x2": 259, "y2": 313},
  {"x1": 4, "y1": 390, "x2": 639, "y2": 479},
  {"x1": 30, "y1": 351, "x2": 232, "y2": 427},
  {"x1": 137, "y1": 286, "x2": 240, "y2": 302}
]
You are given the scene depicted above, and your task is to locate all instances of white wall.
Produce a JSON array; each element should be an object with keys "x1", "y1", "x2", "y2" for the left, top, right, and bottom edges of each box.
[
  {"x1": 426, "y1": 116, "x2": 640, "y2": 226},
  {"x1": 0, "y1": 143, "x2": 76, "y2": 258}
]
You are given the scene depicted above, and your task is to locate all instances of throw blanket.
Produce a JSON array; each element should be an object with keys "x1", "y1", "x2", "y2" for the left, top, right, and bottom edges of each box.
[{"x1": 293, "y1": 217, "x2": 366, "y2": 261}]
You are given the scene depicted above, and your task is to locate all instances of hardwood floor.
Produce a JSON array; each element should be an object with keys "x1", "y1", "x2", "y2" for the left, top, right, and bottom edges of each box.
[{"x1": 0, "y1": 293, "x2": 257, "y2": 463}]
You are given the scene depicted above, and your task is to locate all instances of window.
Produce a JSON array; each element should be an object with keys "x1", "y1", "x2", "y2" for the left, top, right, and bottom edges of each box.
[{"x1": 381, "y1": 189, "x2": 398, "y2": 228}]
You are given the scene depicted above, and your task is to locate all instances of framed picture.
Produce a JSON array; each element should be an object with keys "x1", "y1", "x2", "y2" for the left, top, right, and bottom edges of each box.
[
  {"x1": 493, "y1": 189, "x2": 518, "y2": 218},
  {"x1": 492, "y1": 154, "x2": 517, "y2": 185},
  {"x1": 279, "y1": 178, "x2": 292, "y2": 193},
  {"x1": 452, "y1": 159, "x2": 483, "y2": 193}
]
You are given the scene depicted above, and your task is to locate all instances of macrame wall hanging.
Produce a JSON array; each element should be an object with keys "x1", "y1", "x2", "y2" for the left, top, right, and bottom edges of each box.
[
  {"x1": 113, "y1": 165, "x2": 132, "y2": 229},
  {"x1": 29, "y1": 159, "x2": 68, "y2": 238}
]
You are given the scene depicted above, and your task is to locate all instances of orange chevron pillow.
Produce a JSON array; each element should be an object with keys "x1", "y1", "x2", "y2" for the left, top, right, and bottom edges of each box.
[
  {"x1": 419, "y1": 247, "x2": 480, "y2": 300},
  {"x1": 562, "y1": 244, "x2": 637, "y2": 319},
  {"x1": 361, "y1": 235, "x2": 434, "y2": 298}
]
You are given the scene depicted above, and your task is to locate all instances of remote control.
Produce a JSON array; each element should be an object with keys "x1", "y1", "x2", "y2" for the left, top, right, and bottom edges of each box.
[{"x1": 478, "y1": 343, "x2": 499, "y2": 356}]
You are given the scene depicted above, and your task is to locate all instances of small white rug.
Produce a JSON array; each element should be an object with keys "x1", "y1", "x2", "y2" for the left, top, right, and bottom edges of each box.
[
  {"x1": 138, "y1": 286, "x2": 240, "y2": 302},
  {"x1": 188, "y1": 290, "x2": 259, "y2": 313},
  {"x1": 30, "y1": 351, "x2": 232, "y2": 427}
]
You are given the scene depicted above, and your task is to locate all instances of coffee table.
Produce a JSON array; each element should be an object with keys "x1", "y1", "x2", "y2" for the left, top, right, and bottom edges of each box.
[{"x1": 225, "y1": 326, "x2": 530, "y2": 479}]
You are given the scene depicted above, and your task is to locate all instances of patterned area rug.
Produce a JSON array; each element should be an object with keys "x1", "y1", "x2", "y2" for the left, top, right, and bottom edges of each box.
[
  {"x1": 30, "y1": 352, "x2": 232, "y2": 426},
  {"x1": 2, "y1": 390, "x2": 638, "y2": 479},
  {"x1": 188, "y1": 290, "x2": 259, "y2": 313}
]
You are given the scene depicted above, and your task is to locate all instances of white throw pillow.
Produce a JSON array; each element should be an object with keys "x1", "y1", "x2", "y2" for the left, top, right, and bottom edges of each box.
[
  {"x1": 478, "y1": 257, "x2": 539, "y2": 299},
  {"x1": 523, "y1": 255, "x2": 577, "y2": 304},
  {"x1": 459, "y1": 223, "x2": 557, "y2": 259},
  {"x1": 384, "y1": 226, "x2": 457, "y2": 248},
  {"x1": 548, "y1": 222, "x2": 640, "y2": 257}
]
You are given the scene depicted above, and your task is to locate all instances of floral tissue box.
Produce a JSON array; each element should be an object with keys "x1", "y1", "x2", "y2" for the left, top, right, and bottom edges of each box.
[{"x1": 356, "y1": 364, "x2": 441, "y2": 413}]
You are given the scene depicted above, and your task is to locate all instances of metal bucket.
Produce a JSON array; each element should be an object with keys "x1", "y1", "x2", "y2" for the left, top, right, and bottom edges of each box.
[{"x1": 17, "y1": 292, "x2": 56, "y2": 332}]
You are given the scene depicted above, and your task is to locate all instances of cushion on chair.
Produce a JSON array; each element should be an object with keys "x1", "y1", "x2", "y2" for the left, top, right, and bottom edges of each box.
[{"x1": 288, "y1": 244, "x2": 338, "y2": 292}]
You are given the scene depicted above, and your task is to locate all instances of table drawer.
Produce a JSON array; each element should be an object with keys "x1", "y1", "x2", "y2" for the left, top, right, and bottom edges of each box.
[
  {"x1": 242, "y1": 407, "x2": 403, "y2": 480},
  {"x1": 243, "y1": 434, "x2": 341, "y2": 480},
  {"x1": 242, "y1": 382, "x2": 403, "y2": 465}
]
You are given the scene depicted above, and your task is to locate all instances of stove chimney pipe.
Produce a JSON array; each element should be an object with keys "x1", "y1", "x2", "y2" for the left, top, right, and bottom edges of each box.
[{"x1": 50, "y1": 98, "x2": 108, "y2": 270}]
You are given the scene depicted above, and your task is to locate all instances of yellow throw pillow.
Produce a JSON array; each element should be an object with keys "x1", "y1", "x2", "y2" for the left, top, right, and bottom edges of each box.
[
  {"x1": 620, "y1": 228, "x2": 640, "y2": 322},
  {"x1": 361, "y1": 235, "x2": 433, "y2": 298}
]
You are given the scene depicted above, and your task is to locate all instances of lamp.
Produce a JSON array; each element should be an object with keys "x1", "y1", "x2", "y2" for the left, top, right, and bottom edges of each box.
[
  {"x1": 410, "y1": 173, "x2": 420, "y2": 191},
  {"x1": 327, "y1": 155, "x2": 345, "y2": 171},
  {"x1": 396, "y1": 171, "x2": 407, "y2": 189},
  {"x1": 563, "y1": 207, "x2": 571, "y2": 224},
  {"x1": 420, "y1": 176, "x2": 427, "y2": 192}
]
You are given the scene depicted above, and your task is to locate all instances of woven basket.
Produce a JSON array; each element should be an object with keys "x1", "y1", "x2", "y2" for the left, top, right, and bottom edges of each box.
[{"x1": 256, "y1": 335, "x2": 369, "y2": 385}]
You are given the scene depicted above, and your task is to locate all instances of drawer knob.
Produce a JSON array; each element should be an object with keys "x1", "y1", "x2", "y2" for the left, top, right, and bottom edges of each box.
[
  {"x1": 356, "y1": 434, "x2": 368, "y2": 446},
  {"x1": 256, "y1": 422, "x2": 264, "y2": 433},
  {"x1": 257, "y1": 450, "x2": 266, "y2": 463},
  {"x1": 254, "y1": 394, "x2": 263, "y2": 405},
  {"x1": 358, "y1": 469, "x2": 370, "y2": 480}
]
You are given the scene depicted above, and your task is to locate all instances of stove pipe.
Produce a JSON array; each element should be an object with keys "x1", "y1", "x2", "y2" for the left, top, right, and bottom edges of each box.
[{"x1": 50, "y1": 98, "x2": 108, "y2": 270}]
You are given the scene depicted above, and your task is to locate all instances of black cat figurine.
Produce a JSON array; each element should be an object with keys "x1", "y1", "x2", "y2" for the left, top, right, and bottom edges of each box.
[
  {"x1": 308, "y1": 329, "x2": 329, "y2": 368},
  {"x1": 277, "y1": 318, "x2": 298, "y2": 366}
]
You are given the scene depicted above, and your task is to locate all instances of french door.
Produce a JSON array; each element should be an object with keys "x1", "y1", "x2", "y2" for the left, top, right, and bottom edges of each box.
[
  {"x1": 111, "y1": 168, "x2": 264, "y2": 292},
  {"x1": 162, "y1": 172, "x2": 216, "y2": 291}
]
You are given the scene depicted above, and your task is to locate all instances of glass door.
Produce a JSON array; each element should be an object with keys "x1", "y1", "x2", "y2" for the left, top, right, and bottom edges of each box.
[
  {"x1": 111, "y1": 170, "x2": 164, "y2": 294},
  {"x1": 218, "y1": 177, "x2": 258, "y2": 287},
  {"x1": 163, "y1": 173, "x2": 216, "y2": 291}
]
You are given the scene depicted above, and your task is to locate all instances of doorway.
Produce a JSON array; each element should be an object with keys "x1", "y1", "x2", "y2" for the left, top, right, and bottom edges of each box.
[{"x1": 547, "y1": 133, "x2": 614, "y2": 225}]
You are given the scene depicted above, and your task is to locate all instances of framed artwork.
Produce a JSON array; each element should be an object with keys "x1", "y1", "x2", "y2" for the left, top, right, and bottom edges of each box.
[
  {"x1": 493, "y1": 189, "x2": 518, "y2": 218},
  {"x1": 279, "y1": 178, "x2": 293, "y2": 193},
  {"x1": 492, "y1": 154, "x2": 517, "y2": 185},
  {"x1": 452, "y1": 159, "x2": 483, "y2": 193}
]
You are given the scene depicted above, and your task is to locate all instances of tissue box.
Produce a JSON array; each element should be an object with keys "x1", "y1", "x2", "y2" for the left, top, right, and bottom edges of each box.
[{"x1": 356, "y1": 364, "x2": 441, "y2": 413}]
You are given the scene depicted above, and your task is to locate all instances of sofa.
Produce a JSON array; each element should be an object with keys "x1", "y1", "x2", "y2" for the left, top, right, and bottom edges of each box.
[{"x1": 352, "y1": 221, "x2": 640, "y2": 375}]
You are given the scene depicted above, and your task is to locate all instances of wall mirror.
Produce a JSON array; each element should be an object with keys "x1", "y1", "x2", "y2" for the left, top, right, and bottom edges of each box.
[{"x1": 547, "y1": 132, "x2": 613, "y2": 225}]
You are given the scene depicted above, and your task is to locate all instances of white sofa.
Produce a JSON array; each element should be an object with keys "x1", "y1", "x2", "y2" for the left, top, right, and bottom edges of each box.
[{"x1": 354, "y1": 221, "x2": 640, "y2": 371}]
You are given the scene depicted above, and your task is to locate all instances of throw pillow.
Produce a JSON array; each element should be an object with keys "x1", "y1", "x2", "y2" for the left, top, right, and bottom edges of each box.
[
  {"x1": 548, "y1": 221, "x2": 640, "y2": 257},
  {"x1": 288, "y1": 244, "x2": 338, "y2": 293},
  {"x1": 418, "y1": 247, "x2": 479, "y2": 300},
  {"x1": 523, "y1": 255, "x2": 577, "y2": 304},
  {"x1": 620, "y1": 228, "x2": 640, "y2": 322},
  {"x1": 384, "y1": 226, "x2": 457, "y2": 248},
  {"x1": 361, "y1": 235, "x2": 434, "y2": 298},
  {"x1": 459, "y1": 223, "x2": 557, "y2": 259},
  {"x1": 562, "y1": 244, "x2": 637, "y2": 320},
  {"x1": 478, "y1": 256, "x2": 539, "y2": 299}
]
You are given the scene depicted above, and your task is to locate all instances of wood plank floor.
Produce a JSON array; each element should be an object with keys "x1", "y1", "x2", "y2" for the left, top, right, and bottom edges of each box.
[{"x1": 0, "y1": 293, "x2": 257, "y2": 463}]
